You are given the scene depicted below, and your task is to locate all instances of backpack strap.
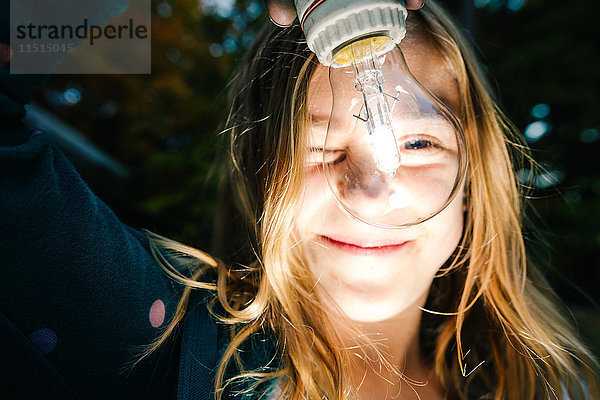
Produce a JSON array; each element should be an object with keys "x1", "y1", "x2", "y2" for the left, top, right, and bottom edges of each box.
[{"x1": 177, "y1": 292, "x2": 219, "y2": 400}]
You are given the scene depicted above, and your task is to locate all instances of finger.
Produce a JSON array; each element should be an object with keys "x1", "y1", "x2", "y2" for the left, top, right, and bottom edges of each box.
[
  {"x1": 405, "y1": 0, "x2": 425, "y2": 10},
  {"x1": 264, "y1": 0, "x2": 296, "y2": 27}
]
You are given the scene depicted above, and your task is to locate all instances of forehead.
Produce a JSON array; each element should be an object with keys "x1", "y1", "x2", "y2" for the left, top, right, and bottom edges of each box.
[{"x1": 307, "y1": 24, "x2": 460, "y2": 119}]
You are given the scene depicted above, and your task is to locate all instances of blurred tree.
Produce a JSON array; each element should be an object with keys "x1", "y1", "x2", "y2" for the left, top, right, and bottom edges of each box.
[{"x1": 33, "y1": 0, "x2": 267, "y2": 246}]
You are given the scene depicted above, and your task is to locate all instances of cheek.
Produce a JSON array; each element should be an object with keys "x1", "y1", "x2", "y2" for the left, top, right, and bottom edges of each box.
[
  {"x1": 294, "y1": 169, "x2": 338, "y2": 237},
  {"x1": 418, "y1": 188, "x2": 465, "y2": 274}
]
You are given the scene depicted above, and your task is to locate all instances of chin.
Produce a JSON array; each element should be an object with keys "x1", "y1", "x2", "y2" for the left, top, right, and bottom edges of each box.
[
  {"x1": 336, "y1": 295, "x2": 417, "y2": 322},
  {"x1": 319, "y1": 277, "x2": 425, "y2": 322}
]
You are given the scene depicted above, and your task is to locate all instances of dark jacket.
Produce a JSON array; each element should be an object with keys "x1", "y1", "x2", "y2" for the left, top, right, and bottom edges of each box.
[
  {"x1": 1, "y1": 104, "x2": 177, "y2": 399},
  {"x1": 0, "y1": 78, "x2": 280, "y2": 400},
  {"x1": 0, "y1": 42, "x2": 227, "y2": 400}
]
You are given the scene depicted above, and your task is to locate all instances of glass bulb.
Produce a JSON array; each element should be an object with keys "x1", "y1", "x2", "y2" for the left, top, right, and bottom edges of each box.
[{"x1": 322, "y1": 35, "x2": 468, "y2": 229}]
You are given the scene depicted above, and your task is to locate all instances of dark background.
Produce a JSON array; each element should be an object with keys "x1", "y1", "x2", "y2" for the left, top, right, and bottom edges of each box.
[{"x1": 30, "y1": 0, "x2": 600, "y2": 355}]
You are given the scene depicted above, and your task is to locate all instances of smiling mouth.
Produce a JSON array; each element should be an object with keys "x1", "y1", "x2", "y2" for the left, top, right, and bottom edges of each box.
[{"x1": 316, "y1": 235, "x2": 409, "y2": 256}]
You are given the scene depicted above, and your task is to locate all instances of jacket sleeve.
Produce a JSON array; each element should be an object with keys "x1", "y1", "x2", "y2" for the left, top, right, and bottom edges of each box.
[{"x1": 0, "y1": 123, "x2": 183, "y2": 399}]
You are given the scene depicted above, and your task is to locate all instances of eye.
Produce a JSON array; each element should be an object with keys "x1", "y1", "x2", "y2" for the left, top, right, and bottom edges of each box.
[
  {"x1": 399, "y1": 135, "x2": 443, "y2": 153},
  {"x1": 306, "y1": 147, "x2": 346, "y2": 168},
  {"x1": 330, "y1": 151, "x2": 347, "y2": 165},
  {"x1": 403, "y1": 138, "x2": 433, "y2": 150}
]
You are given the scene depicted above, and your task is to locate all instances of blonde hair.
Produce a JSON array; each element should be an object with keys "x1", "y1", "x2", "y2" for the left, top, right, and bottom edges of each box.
[{"x1": 138, "y1": 2, "x2": 599, "y2": 399}]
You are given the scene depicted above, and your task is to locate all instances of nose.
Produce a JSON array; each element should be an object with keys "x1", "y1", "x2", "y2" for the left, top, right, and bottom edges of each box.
[
  {"x1": 330, "y1": 148, "x2": 426, "y2": 226},
  {"x1": 335, "y1": 156, "x2": 395, "y2": 219}
]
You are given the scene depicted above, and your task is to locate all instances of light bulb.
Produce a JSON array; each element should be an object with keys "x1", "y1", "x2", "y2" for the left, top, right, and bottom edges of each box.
[
  {"x1": 294, "y1": 0, "x2": 468, "y2": 228},
  {"x1": 322, "y1": 36, "x2": 468, "y2": 228}
]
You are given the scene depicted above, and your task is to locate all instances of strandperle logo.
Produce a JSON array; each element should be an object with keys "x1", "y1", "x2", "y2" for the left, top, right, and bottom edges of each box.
[
  {"x1": 10, "y1": 0, "x2": 151, "y2": 74},
  {"x1": 16, "y1": 18, "x2": 148, "y2": 46}
]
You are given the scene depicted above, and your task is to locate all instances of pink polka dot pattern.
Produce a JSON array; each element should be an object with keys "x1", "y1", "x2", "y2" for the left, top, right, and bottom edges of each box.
[{"x1": 149, "y1": 299, "x2": 165, "y2": 328}]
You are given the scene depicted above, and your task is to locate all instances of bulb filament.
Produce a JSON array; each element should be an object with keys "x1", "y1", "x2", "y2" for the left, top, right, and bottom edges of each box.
[{"x1": 351, "y1": 46, "x2": 400, "y2": 177}]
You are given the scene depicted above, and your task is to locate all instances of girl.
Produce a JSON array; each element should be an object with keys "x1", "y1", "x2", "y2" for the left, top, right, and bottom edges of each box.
[
  {"x1": 144, "y1": 2, "x2": 599, "y2": 399},
  {"x1": 0, "y1": 1, "x2": 597, "y2": 400}
]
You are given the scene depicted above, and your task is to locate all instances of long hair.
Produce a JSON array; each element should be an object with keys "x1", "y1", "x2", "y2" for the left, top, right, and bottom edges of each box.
[{"x1": 138, "y1": 2, "x2": 599, "y2": 399}]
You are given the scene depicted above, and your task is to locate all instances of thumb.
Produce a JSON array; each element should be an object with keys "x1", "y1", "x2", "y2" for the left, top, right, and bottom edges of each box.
[{"x1": 264, "y1": 0, "x2": 296, "y2": 27}]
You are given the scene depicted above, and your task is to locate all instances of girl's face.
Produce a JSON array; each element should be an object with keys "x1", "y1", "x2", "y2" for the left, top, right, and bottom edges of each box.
[{"x1": 295, "y1": 30, "x2": 465, "y2": 322}]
